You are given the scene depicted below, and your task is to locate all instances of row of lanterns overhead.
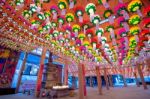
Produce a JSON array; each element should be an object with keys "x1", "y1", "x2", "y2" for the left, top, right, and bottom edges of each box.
[{"x1": 0, "y1": 0, "x2": 150, "y2": 66}]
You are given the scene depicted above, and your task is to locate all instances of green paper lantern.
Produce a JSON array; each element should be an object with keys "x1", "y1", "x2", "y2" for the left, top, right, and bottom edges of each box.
[
  {"x1": 106, "y1": 25, "x2": 114, "y2": 32},
  {"x1": 92, "y1": 15, "x2": 100, "y2": 25},
  {"x1": 129, "y1": 15, "x2": 141, "y2": 25},
  {"x1": 103, "y1": 9, "x2": 113, "y2": 19},
  {"x1": 85, "y1": 3, "x2": 96, "y2": 15}
]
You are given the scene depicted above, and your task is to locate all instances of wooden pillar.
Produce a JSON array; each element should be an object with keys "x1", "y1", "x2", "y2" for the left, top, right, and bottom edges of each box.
[
  {"x1": 122, "y1": 75, "x2": 127, "y2": 87},
  {"x1": 134, "y1": 72, "x2": 140, "y2": 87},
  {"x1": 82, "y1": 64, "x2": 86, "y2": 96},
  {"x1": 64, "y1": 59, "x2": 68, "y2": 85},
  {"x1": 104, "y1": 68, "x2": 109, "y2": 90},
  {"x1": 15, "y1": 52, "x2": 28, "y2": 93},
  {"x1": 35, "y1": 47, "x2": 47, "y2": 97},
  {"x1": 95, "y1": 66, "x2": 102, "y2": 95},
  {"x1": 137, "y1": 64, "x2": 148, "y2": 89},
  {"x1": 78, "y1": 62, "x2": 84, "y2": 99},
  {"x1": 89, "y1": 76, "x2": 93, "y2": 87},
  {"x1": 108, "y1": 75, "x2": 113, "y2": 87}
]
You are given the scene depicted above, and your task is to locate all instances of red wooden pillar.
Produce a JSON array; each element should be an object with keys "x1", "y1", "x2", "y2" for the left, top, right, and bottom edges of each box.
[
  {"x1": 78, "y1": 62, "x2": 84, "y2": 99},
  {"x1": 96, "y1": 66, "x2": 102, "y2": 95},
  {"x1": 82, "y1": 64, "x2": 86, "y2": 96},
  {"x1": 134, "y1": 72, "x2": 140, "y2": 87},
  {"x1": 64, "y1": 59, "x2": 68, "y2": 85},
  {"x1": 137, "y1": 64, "x2": 148, "y2": 89},
  {"x1": 104, "y1": 68, "x2": 109, "y2": 90},
  {"x1": 35, "y1": 47, "x2": 47, "y2": 97}
]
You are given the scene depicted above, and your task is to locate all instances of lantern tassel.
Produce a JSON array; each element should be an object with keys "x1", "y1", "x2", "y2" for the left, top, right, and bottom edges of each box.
[
  {"x1": 79, "y1": 16, "x2": 83, "y2": 23},
  {"x1": 137, "y1": 9, "x2": 143, "y2": 18},
  {"x1": 123, "y1": 22, "x2": 129, "y2": 32},
  {"x1": 122, "y1": 10, "x2": 129, "y2": 20},
  {"x1": 61, "y1": 9, "x2": 66, "y2": 15},
  {"x1": 103, "y1": 2, "x2": 109, "y2": 9},
  {"x1": 108, "y1": 16, "x2": 114, "y2": 24},
  {"x1": 69, "y1": 1, "x2": 74, "y2": 9}
]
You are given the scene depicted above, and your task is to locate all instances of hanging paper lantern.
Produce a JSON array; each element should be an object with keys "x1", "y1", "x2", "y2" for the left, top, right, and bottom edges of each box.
[
  {"x1": 15, "y1": 0, "x2": 24, "y2": 6},
  {"x1": 81, "y1": 20, "x2": 90, "y2": 34},
  {"x1": 118, "y1": 28, "x2": 128, "y2": 37},
  {"x1": 78, "y1": 33, "x2": 85, "y2": 43},
  {"x1": 53, "y1": 30, "x2": 59, "y2": 37},
  {"x1": 72, "y1": 24, "x2": 81, "y2": 37},
  {"x1": 128, "y1": 0, "x2": 142, "y2": 12},
  {"x1": 43, "y1": 24, "x2": 51, "y2": 31},
  {"x1": 38, "y1": 27, "x2": 43, "y2": 33},
  {"x1": 91, "y1": 37, "x2": 98, "y2": 50},
  {"x1": 115, "y1": 3, "x2": 129, "y2": 20},
  {"x1": 129, "y1": 36, "x2": 137, "y2": 48},
  {"x1": 45, "y1": 34, "x2": 52, "y2": 40},
  {"x1": 66, "y1": 13, "x2": 74, "y2": 23},
  {"x1": 50, "y1": 5, "x2": 58, "y2": 13},
  {"x1": 70, "y1": 32, "x2": 76, "y2": 40},
  {"x1": 144, "y1": 6, "x2": 150, "y2": 16},
  {"x1": 128, "y1": 15, "x2": 141, "y2": 25},
  {"x1": 106, "y1": 25, "x2": 114, "y2": 32},
  {"x1": 58, "y1": 0, "x2": 68, "y2": 15},
  {"x1": 83, "y1": 40, "x2": 90, "y2": 48},
  {"x1": 85, "y1": 3, "x2": 96, "y2": 15},
  {"x1": 91, "y1": 15, "x2": 100, "y2": 28},
  {"x1": 101, "y1": 37, "x2": 107, "y2": 44},
  {"x1": 103, "y1": 9, "x2": 114, "y2": 24},
  {"x1": 117, "y1": 17, "x2": 129, "y2": 32},
  {"x1": 76, "y1": 39, "x2": 81, "y2": 46},
  {"x1": 58, "y1": 0, "x2": 68, "y2": 10},
  {"x1": 85, "y1": 3, "x2": 96, "y2": 21},
  {"x1": 86, "y1": 29, "x2": 94, "y2": 39},
  {"x1": 44, "y1": 11, "x2": 51, "y2": 18},
  {"x1": 50, "y1": 5, "x2": 59, "y2": 19},
  {"x1": 128, "y1": 0, "x2": 143, "y2": 17},
  {"x1": 58, "y1": 16, "x2": 65, "y2": 28},
  {"x1": 96, "y1": 28, "x2": 104, "y2": 42},
  {"x1": 23, "y1": 10, "x2": 32, "y2": 18},
  {"x1": 75, "y1": 6, "x2": 84, "y2": 22},
  {"x1": 129, "y1": 26, "x2": 140, "y2": 35},
  {"x1": 30, "y1": 4, "x2": 37, "y2": 12},
  {"x1": 51, "y1": 22, "x2": 57, "y2": 28},
  {"x1": 142, "y1": 18, "x2": 150, "y2": 28},
  {"x1": 67, "y1": 0, "x2": 76, "y2": 9},
  {"x1": 65, "y1": 25, "x2": 72, "y2": 35},
  {"x1": 72, "y1": 24, "x2": 81, "y2": 32},
  {"x1": 37, "y1": 12, "x2": 45, "y2": 20},
  {"x1": 103, "y1": 9, "x2": 113, "y2": 18}
]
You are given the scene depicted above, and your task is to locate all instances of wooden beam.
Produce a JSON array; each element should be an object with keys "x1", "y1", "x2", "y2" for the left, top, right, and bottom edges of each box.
[
  {"x1": 137, "y1": 64, "x2": 148, "y2": 90},
  {"x1": 15, "y1": 52, "x2": 28, "y2": 93},
  {"x1": 35, "y1": 47, "x2": 47, "y2": 97},
  {"x1": 96, "y1": 66, "x2": 102, "y2": 95}
]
